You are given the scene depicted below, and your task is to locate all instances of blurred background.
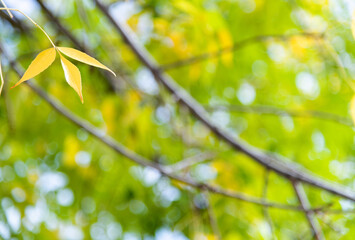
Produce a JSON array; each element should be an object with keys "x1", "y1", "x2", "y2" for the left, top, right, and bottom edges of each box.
[{"x1": 1, "y1": 0, "x2": 355, "y2": 239}]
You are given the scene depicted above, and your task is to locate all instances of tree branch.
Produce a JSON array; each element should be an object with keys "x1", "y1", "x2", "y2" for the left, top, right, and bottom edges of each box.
[
  {"x1": 161, "y1": 32, "x2": 323, "y2": 70},
  {"x1": 292, "y1": 181, "x2": 324, "y2": 240},
  {"x1": 204, "y1": 191, "x2": 222, "y2": 240},
  {"x1": 207, "y1": 104, "x2": 352, "y2": 127},
  {"x1": 165, "y1": 151, "x2": 216, "y2": 173},
  {"x1": 0, "y1": 11, "x2": 29, "y2": 32},
  {"x1": 0, "y1": 44, "x2": 317, "y2": 213},
  {"x1": 93, "y1": 0, "x2": 355, "y2": 202},
  {"x1": 262, "y1": 169, "x2": 274, "y2": 239},
  {"x1": 35, "y1": 0, "x2": 84, "y2": 50}
]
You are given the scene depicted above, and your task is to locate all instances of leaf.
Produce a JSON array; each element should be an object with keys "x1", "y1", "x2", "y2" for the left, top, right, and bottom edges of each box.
[
  {"x1": 352, "y1": 10, "x2": 355, "y2": 41},
  {"x1": 60, "y1": 54, "x2": 83, "y2": 103},
  {"x1": 57, "y1": 47, "x2": 116, "y2": 76},
  {"x1": 350, "y1": 95, "x2": 355, "y2": 126},
  {"x1": 0, "y1": 61, "x2": 3, "y2": 95},
  {"x1": 12, "y1": 48, "x2": 57, "y2": 88}
]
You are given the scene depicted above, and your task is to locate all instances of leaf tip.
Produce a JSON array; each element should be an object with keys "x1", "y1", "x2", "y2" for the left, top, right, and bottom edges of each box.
[
  {"x1": 10, "y1": 84, "x2": 18, "y2": 89},
  {"x1": 109, "y1": 69, "x2": 116, "y2": 77}
]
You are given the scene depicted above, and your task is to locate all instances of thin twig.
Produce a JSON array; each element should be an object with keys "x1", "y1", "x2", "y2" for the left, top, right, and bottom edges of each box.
[
  {"x1": 1, "y1": 30, "x2": 354, "y2": 217},
  {"x1": 0, "y1": 8, "x2": 56, "y2": 48},
  {"x1": 204, "y1": 191, "x2": 222, "y2": 240},
  {"x1": 316, "y1": 208, "x2": 355, "y2": 215},
  {"x1": 0, "y1": 0, "x2": 12, "y2": 18},
  {"x1": 93, "y1": 0, "x2": 355, "y2": 202},
  {"x1": 35, "y1": 0, "x2": 83, "y2": 50},
  {"x1": 165, "y1": 152, "x2": 216, "y2": 173},
  {"x1": 317, "y1": 216, "x2": 342, "y2": 234},
  {"x1": 207, "y1": 104, "x2": 352, "y2": 127},
  {"x1": 262, "y1": 169, "x2": 275, "y2": 239},
  {"x1": 0, "y1": 45, "x2": 314, "y2": 212},
  {"x1": 161, "y1": 32, "x2": 323, "y2": 70},
  {"x1": 0, "y1": 11, "x2": 29, "y2": 32},
  {"x1": 292, "y1": 181, "x2": 324, "y2": 240},
  {"x1": 171, "y1": 119, "x2": 203, "y2": 148},
  {"x1": 320, "y1": 38, "x2": 355, "y2": 92}
]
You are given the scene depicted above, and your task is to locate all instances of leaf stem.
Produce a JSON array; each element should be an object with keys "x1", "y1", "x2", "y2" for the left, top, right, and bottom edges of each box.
[
  {"x1": 320, "y1": 38, "x2": 355, "y2": 92},
  {"x1": 0, "y1": 0, "x2": 12, "y2": 18},
  {"x1": 0, "y1": 7, "x2": 56, "y2": 48}
]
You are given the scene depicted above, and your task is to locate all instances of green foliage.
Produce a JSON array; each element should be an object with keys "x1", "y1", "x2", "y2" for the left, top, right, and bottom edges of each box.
[{"x1": 1, "y1": 0, "x2": 355, "y2": 239}]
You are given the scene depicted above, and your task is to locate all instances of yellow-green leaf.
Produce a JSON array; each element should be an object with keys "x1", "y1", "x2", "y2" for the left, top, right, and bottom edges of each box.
[
  {"x1": 60, "y1": 54, "x2": 83, "y2": 103},
  {"x1": 57, "y1": 47, "x2": 116, "y2": 76},
  {"x1": 12, "y1": 48, "x2": 57, "y2": 88},
  {"x1": 350, "y1": 95, "x2": 355, "y2": 125},
  {"x1": 352, "y1": 10, "x2": 355, "y2": 41},
  {"x1": 0, "y1": 61, "x2": 3, "y2": 95}
]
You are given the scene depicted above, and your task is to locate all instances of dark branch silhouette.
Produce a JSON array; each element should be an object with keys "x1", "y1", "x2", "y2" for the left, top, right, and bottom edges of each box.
[
  {"x1": 93, "y1": 0, "x2": 355, "y2": 202},
  {"x1": 293, "y1": 181, "x2": 325, "y2": 240},
  {"x1": 0, "y1": 43, "x2": 320, "y2": 212},
  {"x1": 161, "y1": 33, "x2": 323, "y2": 70},
  {"x1": 207, "y1": 104, "x2": 352, "y2": 127}
]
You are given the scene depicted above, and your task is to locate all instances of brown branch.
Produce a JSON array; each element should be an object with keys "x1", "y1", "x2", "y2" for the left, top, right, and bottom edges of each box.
[
  {"x1": 317, "y1": 208, "x2": 355, "y2": 215},
  {"x1": 35, "y1": 0, "x2": 84, "y2": 50},
  {"x1": 317, "y1": 216, "x2": 342, "y2": 234},
  {"x1": 0, "y1": 11, "x2": 29, "y2": 33},
  {"x1": 1, "y1": 41, "x2": 354, "y2": 219},
  {"x1": 165, "y1": 152, "x2": 216, "y2": 173},
  {"x1": 207, "y1": 104, "x2": 352, "y2": 127},
  {"x1": 161, "y1": 32, "x2": 323, "y2": 70},
  {"x1": 0, "y1": 45, "x2": 317, "y2": 213},
  {"x1": 93, "y1": 0, "x2": 355, "y2": 202},
  {"x1": 292, "y1": 181, "x2": 324, "y2": 240},
  {"x1": 320, "y1": 38, "x2": 355, "y2": 92},
  {"x1": 171, "y1": 107, "x2": 204, "y2": 148},
  {"x1": 204, "y1": 191, "x2": 222, "y2": 240},
  {"x1": 262, "y1": 169, "x2": 274, "y2": 239}
]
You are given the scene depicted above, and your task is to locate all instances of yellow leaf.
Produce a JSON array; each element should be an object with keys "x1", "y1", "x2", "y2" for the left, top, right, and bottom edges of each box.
[
  {"x1": 57, "y1": 47, "x2": 116, "y2": 76},
  {"x1": 60, "y1": 54, "x2": 83, "y2": 103},
  {"x1": 0, "y1": 61, "x2": 3, "y2": 95},
  {"x1": 350, "y1": 95, "x2": 355, "y2": 125},
  {"x1": 12, "y1": 48, "x2": 56, "y2": 88}
]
